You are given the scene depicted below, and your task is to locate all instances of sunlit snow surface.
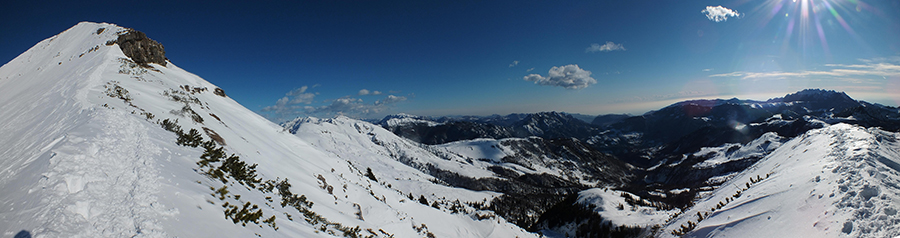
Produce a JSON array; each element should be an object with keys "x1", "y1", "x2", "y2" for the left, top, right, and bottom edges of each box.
[
  {"x1": 0, "y1": 22, "x2": 535, "y2": 237},
  {"x1": 662, "y1": 124, "x2": 900, "y2": 238},
  {"x1": 577, "y1": 189, "x2": 676, "y2": 227}
]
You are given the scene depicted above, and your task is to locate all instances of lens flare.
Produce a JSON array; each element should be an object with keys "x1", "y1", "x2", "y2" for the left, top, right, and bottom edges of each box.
[{"x1": 751, "y1": 0, "x2": 878, "y2": 59}]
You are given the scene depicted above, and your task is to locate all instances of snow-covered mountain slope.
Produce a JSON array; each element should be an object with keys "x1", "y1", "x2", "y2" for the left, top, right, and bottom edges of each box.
[
  {"x1": 0, "y1": 22, "x2": 536, "y2": 237},
  {"x1": 575, "y1": 189, "x2": 674, "y2": 228},
  {"x1": 284, "y1": 115, "x2": 632, "y2": 228},
  {"x1": 642, "y1": 132, "x2": 787, "y2": 191},
  {"x1": 659, "y1": 124, "x2": 900, "y2": 238},
  {"x1": 289, "y1": 117, "x2": 630, "y2": 188}
]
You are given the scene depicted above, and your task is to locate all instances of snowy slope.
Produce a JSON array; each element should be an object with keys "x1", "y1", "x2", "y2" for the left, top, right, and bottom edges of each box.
[
  {"x1": 285, "y1": 115, "x2": 634, "y2": 229},
  {"x1": 0, "y1": 22, "x2": 536, "y2": 237},
  {"x1": 659, "y1": 123, "x2": 900, "y2": 238},
  {"x1": 576, "y1": 189, "x2": 675, "y2": 228},
  {"x1": 288, "y1": 115, "x2": 633, "y2": 190},
  {"x1": 288, "y1": 116, "x2": 615, "y2": 187}
]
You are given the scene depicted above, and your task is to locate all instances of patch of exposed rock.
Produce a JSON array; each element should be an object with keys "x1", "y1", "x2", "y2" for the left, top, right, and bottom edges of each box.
[{"x1": 116, "y1": 29, "x2": 167, "y2": 66}]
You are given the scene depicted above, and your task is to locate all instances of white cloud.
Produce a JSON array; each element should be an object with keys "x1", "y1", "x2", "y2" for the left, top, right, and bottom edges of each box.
[
  {"x1": 523, "y1": 64, "x2": 597, "y2": 89},
  {"x1": 586, "y1": 42, "x2": 625, "y2": 52},
  {"x1": 262, "y1": 85, "x2": 316, "y2": 112},
  {"x1": 709, "y1": 62, "x2": 900, "y2": 80},
  {"x1": 702, "y1": 6, "x2": 741, "y2": 22},
  {"x1": 261, "y1": 86, "x2": 320, "y2": 121},
  {"x1": 702, "y1": 68, "x2": 713, "y2": 72},
  {"x1": 375, "y1": 95, "x2": 407, "y2": 106},
  {"x1": 306, "y1": 97, "x2": 367, "y2": 115},
  {"x1": 307, "y1": 95, "x2": 407, "y2": 117},
  {"x1": 509, "y1": 60, "x2": 519, "y2": 68},
  {"x1": 358, "y1": 89, "x2": 384, "y2": 95},
  {"x1": 610, "y1": 90, "x2": 710, "y2": 103},
  {"x1": 262, "y1": 86, "x2": 411, "y2": 121},
  {"x1": 526, "y1": 68, "x2": 534, "y2": 72}
]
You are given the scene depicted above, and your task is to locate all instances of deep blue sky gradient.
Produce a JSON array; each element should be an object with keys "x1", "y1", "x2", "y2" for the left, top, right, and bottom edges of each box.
[{"x1": 3, "y1": 0, "x2": 900, "y2": 121}]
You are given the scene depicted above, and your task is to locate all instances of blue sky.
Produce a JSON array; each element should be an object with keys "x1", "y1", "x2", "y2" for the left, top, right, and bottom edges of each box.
[{"x1": 2, "y1": 1, "x2": 899, "y2": 121}]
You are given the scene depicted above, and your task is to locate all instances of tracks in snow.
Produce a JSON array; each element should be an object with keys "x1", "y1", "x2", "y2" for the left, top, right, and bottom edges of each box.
[{"x1": 36, "y1": 109, "x2": 174, "y2": 237}]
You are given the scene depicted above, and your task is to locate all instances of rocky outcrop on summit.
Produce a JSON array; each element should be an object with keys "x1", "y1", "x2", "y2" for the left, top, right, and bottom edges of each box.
[{"x1": 116, "y1": 30, "x2": 167, "y2": 66}]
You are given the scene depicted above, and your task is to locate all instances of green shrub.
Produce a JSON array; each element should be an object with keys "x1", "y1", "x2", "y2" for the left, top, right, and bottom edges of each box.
[
  {"x1": 160, "y1": 119, "x2": 181, "y2": 132},
  {"x1": 177, "y1": 128, "x2": 203, "y2": 147},
  {"x1": 104, "y1": 82, "x2": 131, "y2": 102}
]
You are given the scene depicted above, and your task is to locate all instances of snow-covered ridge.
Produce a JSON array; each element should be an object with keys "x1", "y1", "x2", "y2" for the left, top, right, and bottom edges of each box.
[
  {"x1": 0, "y1": 22, "x2": 537, "y2": 237},
  {"x1": 660, "y1": 123, "x2": 900, "y2": 237},
  {"x1": 690, "y1": 132, "x2": 785, "y2": 169}
]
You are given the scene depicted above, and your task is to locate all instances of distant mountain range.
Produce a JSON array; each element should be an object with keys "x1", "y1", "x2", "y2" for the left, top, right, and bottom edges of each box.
[{"x1": 366, "y1": 89, "x2": 900, "y2": 236}]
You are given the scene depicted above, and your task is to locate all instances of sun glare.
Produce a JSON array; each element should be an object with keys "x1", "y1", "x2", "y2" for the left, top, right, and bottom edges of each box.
[{"x1": 754, "y1": 0, "x2": 877, "y2": 60}]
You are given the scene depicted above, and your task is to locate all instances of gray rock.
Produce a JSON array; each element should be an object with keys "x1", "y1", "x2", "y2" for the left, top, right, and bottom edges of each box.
[{"x1": 116, "y1": 29, "x2": 167, "y2": 66}]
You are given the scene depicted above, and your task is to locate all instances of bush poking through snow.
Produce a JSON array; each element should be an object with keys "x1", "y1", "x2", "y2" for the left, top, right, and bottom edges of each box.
[
  {"x1": 176, "y1": 128, "x2": 203, "y2": 147},
  {"x1": 163, "y1": 88, "x2": 201, "y2": 105},
  {"x1": 160, "y1": 118, "x2": 181, "y2": 132},
  {"x1": 157, "y1": 116, "x2": 371, "y2": 237},
  {"x1": 104, "y1": 82, "x2": 131, "y2": 102},
  {"x1": 365, "y1": 167, "x2": 377, "y2": 182},
  {"x1": 214, "y1": 87, "x2": 227, "y2": 97},
  {"x1": 670, "y1": 172, "x2": 774, "y2": 236},
  {"x1": 117, "y1": 58, "x2": 148, "y2": 76},
  {"x1": 223, "y1": 201, "x2": 265, "y2": 227}
]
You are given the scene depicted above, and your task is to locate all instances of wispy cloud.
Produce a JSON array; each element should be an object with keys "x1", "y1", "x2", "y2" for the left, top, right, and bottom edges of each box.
[
  {"x1": 263, "y1": 86, "x2": 316, "y2": 111},
  {"x1": 702, "y1": 68, "x2": 713, "y2": 72},
  {"x1": 586, "y1": 42, "x2": 625, "y2": 52},
  {"x1": 262, "y1": 86, "x2": 408, "y2": 121},
  {"x1": 709, "y1": 62, "x2": 900, "y2": 80},
  {"x1": 610, "y1": 90, "x2": 710, "y2": 103},
  {"x1": 509, "y1": 60, "x2": 519, "y2": 68},
  {"x1": 285, "y1": 86, "x2": 316, "y2": 104},
  {"x1": 526, "y1": 67, "x2": 534, "y2": 72},
  {"x1": 307, "y1": 95, "x2": 407, "y2": 116},
  {"x1": 702, "y1": 6, "x2": 741, "y2": 22},
  {"x1": 858, "y1": 56, "x2": 900, "y2": 64},
  {"x1": 358, "y1": 89, "x2": 384, "y2": 95},
  {"x1": 523, "y1": 64, "x2": 597, "y2": 89},
  {"x1": 375, "y1": 95, "x2": 407, "y2": 105},
  {"x1": 261, "y1": 85, "x2": 319, "y2": 120}
]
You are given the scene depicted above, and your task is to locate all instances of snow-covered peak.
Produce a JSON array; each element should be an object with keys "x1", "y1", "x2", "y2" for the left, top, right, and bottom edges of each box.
[
  {"x1": 0, "y1": 22, "x2": 538, "y2": 238},
  {"x1": 376, "y1": 113, "x2": 442, "y2": 127},
  {"x1": 776, "y1": 88, "x2": 853, "y2": 102}
]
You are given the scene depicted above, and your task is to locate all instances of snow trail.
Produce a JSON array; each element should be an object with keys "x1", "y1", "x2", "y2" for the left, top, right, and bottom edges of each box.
[
  {"x1": 664, "y1": 124, "x2": 900, "y2": 238},
  {"x1": 34, "y1": 109, "x2": 172, "y2": 237}
]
